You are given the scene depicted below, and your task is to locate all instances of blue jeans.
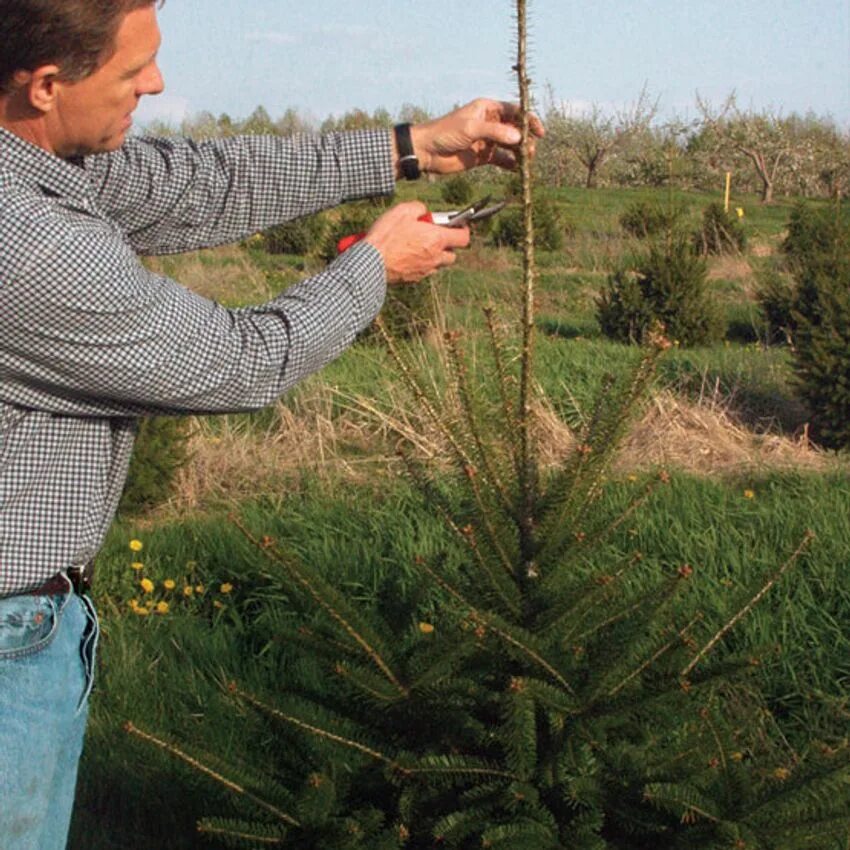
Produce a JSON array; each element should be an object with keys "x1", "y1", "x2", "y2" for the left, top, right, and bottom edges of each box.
[{"x1": 0, "y1": 583, "x2": 99, "y2": 850}]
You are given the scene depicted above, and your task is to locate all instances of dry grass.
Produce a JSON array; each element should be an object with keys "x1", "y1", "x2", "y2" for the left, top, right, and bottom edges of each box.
[
  {"x1": 534, "y1": 390, "x2": 834, "y2": 477},
  {"x1": 144, "y1": 245, "x2": 276, "y2": 305},
  {"x1": 169, "y1": 391, "x2": 393, "y2": 513},
  {"x1": 163, "y1": 381, "x2": 838, "y2": 516},
  {"x1": 706, "y1": 254, "x2": 754, "y2": 283}
]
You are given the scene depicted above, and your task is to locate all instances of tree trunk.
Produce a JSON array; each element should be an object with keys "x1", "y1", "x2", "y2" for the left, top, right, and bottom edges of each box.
[{"x1": 585, "y1": 157, "x2": 599, "y2": 188}]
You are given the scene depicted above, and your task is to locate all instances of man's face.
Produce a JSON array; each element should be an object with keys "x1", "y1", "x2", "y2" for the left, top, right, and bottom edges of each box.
[{"x1": 47, "y1": 4, "x2": 164, "y2": 157}]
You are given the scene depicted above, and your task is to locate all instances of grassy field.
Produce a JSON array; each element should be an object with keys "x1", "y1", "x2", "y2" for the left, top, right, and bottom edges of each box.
[{"x1": 69, "y1": 183, "x2": 850, "y2": 848}]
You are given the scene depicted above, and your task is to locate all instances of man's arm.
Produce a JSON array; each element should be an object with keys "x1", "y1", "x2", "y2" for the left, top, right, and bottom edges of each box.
[
  {"x1": 84, "y1": 130, "x2": 395, "y2": 256},
  {"x1": 0, "y1": 199, "x2": 386, "y2": 417}
]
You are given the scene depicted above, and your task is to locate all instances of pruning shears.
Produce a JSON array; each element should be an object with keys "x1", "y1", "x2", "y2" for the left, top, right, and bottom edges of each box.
[{"x1": 336, "y1": 195, "x2": 507, "y2": 254}]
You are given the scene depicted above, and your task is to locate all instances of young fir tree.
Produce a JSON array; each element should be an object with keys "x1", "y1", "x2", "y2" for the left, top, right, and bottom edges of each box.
[{"x1": 128, "y1": 4, "x2": 850, "y2": 847}]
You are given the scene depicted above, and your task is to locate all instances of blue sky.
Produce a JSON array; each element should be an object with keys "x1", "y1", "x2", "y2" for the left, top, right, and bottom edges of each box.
[{"x1": 136, "y1": 0, "x2": 850, "y2": 129}]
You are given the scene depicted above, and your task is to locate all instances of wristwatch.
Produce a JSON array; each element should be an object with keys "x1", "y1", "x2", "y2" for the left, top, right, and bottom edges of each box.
[{"x1": 394, "y1": 123, "x2": 421, "y2": 180}]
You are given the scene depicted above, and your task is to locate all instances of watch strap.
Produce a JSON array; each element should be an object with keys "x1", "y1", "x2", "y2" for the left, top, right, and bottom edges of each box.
[{"x1": 394, "y1": 123, "x2": 421, "y2": 180}]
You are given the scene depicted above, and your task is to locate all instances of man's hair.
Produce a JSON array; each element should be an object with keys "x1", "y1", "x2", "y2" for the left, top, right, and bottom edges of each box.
[{"x1": 0, "y1": 0, "x2": 162, "y2": 95}]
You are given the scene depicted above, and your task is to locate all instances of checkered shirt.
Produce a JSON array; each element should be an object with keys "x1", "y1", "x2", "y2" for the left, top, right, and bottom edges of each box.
[{"x1": 0, "y1": 126, "x2": 394, "y2": 596}]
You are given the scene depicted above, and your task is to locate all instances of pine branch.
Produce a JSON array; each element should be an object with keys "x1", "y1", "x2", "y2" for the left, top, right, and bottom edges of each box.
[
  {"x1": 642, "y1": 781, "x2": 724, "y2": 825},
  {"x1": 444, "y1": 329, "x2": 515, "y2": 520},
  {"x1": 499, "y1": 682, "x2": 538, "y2": 780},
  {"x1": 421, "y1": 562, "x2": 574, "y2": 693},
  {"x1": 536, "y1": 346, "x2": 665, "y2": 567},
  {"x1": 231, "y1": 685, "x2": 402, "y2": 771},
  {"x1": 196, "y1": 819, "x2": 287, "y2": 847},
  {"x1": 231, "y1": 514, "x2": 408, "y2": 696},
  {"x1": 607, "y1": 617, "x2": 701, "y2": 698},
  {"x1": 401, "y1": 753, "x2": 519, "y2": 784},
  {"x1": 483, "y1": 306, "x2": 520, "y2": 462},
  {"x1": 375, "y1": 316, "x2": 481, "y2": 479},
  {"x1": 681, "y1": 530, "x2": 815, "y2": 678},
  {"x1": 124, "y1": 722, "x2": 300, "y2": 827},
  {"x1": 540, "y1": 550, "x2": 646, "y2": 640},
  {"x1": 401, "y1": 453, "x2": 522, "y2": 616},
  {"x1": 377, "y1": 324, "x2": 523, "y2": 591}
]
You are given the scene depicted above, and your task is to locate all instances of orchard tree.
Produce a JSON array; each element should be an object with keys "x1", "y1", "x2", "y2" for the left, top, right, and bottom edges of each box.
[
  {"x1": 696, "y1": 93, "x2": 815, "y2": 203},
  {"x1": 544, "y1": 85, "x2": 658, "y2": 188}
]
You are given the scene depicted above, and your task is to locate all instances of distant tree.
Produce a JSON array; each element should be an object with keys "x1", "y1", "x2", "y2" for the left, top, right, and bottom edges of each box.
[
  {"x1": 321, "y1": 107, "x2": 396, "y2": 132},
  {"x1": 807, "y1": 118, "x2": 850, "y2": 199},
  {"x1": 696, "y1": 94, "x2": 819, "y2": 204},
  {"x1": 397, "y1": 103, "x2": 432, "y2": 125},
  {"x1": 371, "y1": 107, "x2": 394, "y2": 129},
  {"x1": 143, "y1": 118, "x2": 178, "y2": 138},
  {"x1": 274, "y1": 107, "x2": 315, "y2": 136},
  {"x1": 241, "y1": 105, "x2": 276, "y2": 135},
  {"x1": 180, "y1": 110, "x2": 219, "y2": 140},
  {"x1": 216, "y1": 113, "x2": 235, "y2": 137},
  {"x1": 544, "y1": 86, "x2": 658, "y2": 188}
]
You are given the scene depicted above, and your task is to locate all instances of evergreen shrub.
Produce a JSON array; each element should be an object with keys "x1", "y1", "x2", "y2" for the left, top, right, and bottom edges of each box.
[
  {"x1": 491, "y1": 195, "x2": 569, "y2": 251},
  {"x1": 597, "y1": 237, "x2": 723, "y2": 346},
  {"x1": 619, "y1": 200, "x2": 683, "y2": 239},
  {"x1": 784, "y1": 205, "x2": 850, "y2": 448},
  {"x1": 693, "y1": 202, "x2": 746, "y2": 255},
  {"x1": 782, "y1": 202, "x2": 849, "y2": 266},
  {"x1": 440, "y1": 174, "x2": 474, "y2": 207},
  {"x1": 262, "y1": 214, "x2": 327, "y2": 256},
  {"x1": 755, "y1": 263, "x2": 797, "y2": 344},
  {"x1": 318, "y1": 202, "x2": 384, "y2": 263},
  {"x1": 120, "y1": 417, "x2": 193, "y2": 514}
]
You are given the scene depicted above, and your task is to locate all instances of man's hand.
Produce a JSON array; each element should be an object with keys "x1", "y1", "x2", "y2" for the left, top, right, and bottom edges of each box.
[
  {"x1": 403, "y1": 98, "x2": 545, "y2": 176},
  {"x1": 364, "y1": 202, "x2": 470, "y2": 285}
]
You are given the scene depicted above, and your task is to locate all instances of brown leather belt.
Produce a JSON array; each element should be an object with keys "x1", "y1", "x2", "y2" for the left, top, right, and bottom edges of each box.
[{"x1": 22, "y1": 565, "x2": 93, "y2": 596}]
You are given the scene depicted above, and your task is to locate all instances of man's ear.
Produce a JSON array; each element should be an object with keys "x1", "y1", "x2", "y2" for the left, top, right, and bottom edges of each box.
[{"x1": 16, "y1": 65, "x2": 62, "y2": 114}]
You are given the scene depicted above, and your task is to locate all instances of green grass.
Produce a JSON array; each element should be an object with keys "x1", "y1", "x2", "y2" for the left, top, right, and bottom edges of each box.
[
  {"x1": 70, "y1": 184, "x2": 850, "y2": 848},
  {"x1": 72, "y1": 468, "x2": 850, "y2": 849}
]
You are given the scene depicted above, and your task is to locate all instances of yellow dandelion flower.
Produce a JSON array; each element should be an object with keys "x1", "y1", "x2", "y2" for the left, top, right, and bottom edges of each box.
[
  {"x1": 772, "y1": 767, "x2": 791, "y2": 781},
  {"x1": 140, "y1": 578, "x2": 154, "y2": 593},
  {"x1": 183, "y1": 585, "x2": 194, "y2": 597},
  {"x1": 163, "y1": 579, "x2": 176, "y2": 590},
  {"x1": 135, "y1": 606, "x2": 150, "y2": 617},
  {"x1": 155, "y1": 601, "x2": 170, "y2": 615},
  {"x1": 743, "y1": 489, "x2": 755, "y2": 500},
  {"x1": 130, "y1": 561, "x2": 144, "y2": 571},
  {"x1": 219, "y1": 582, "x2": 233, "y2": 595},
  {"x1": 736, "y1": 207, "x2": 745, "y2": 218},
  {"x1": 195, "y1": 583, "x2": 205, "y2": 594},
  {"x1": 419, "y1": 622, "x2": 435, "y2": 635},
  {"x1": 128, "y1": 599, "x2": 140, "y2": 610},
  {"x1": 129, "y1": 539, "x2": 143, "y2": 552}
]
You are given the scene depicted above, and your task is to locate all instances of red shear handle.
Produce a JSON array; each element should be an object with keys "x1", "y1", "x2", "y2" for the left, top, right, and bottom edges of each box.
[{"x1": 337, "y1": 212, "x2": 435, "y2": 255}]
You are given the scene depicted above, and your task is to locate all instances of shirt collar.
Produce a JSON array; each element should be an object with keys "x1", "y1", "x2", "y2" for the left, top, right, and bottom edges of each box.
[{"x1": 0, "y1": 125, "x2": 93, "y2": 201}]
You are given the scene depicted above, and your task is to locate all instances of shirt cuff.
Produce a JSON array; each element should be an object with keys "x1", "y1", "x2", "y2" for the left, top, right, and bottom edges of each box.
[
  {"x1": 327, "y1": 239, "x2": 387, "y2": 332},
  {"x1": 338, "y1": 129, "x2": 396, "y2": 202}
]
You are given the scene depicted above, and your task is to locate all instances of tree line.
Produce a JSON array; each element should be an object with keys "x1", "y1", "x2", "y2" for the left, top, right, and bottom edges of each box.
[{"x1": 145, "y1": 91, "x2": 850, "y2": 202}]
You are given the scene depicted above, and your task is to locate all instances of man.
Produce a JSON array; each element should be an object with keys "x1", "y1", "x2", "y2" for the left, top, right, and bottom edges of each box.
[{"x1": 0, "y1": 0, "x2": 543, "y2": 847}]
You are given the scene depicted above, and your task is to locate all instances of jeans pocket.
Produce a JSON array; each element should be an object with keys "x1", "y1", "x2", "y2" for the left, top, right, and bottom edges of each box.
[{"x1": 0, "y1": 594, "x2": 60, "y2": 660}]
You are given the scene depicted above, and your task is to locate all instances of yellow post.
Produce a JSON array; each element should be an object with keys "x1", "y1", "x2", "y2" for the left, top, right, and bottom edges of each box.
[{"x1": 724, "y1": 172, "x2": 731, "y2": 213}]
